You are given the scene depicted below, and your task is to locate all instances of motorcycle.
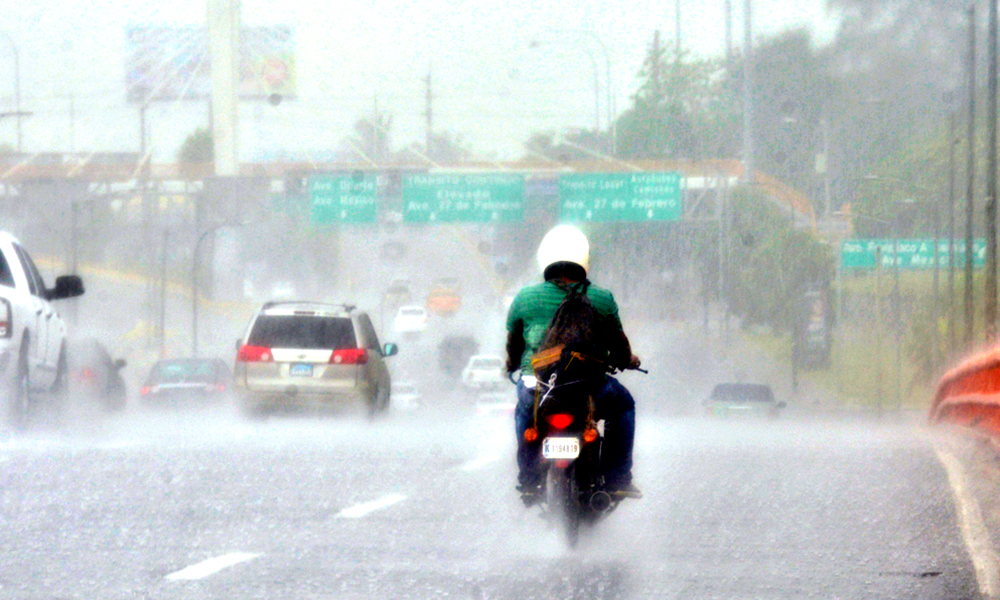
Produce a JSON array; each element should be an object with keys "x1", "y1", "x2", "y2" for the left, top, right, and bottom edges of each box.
[{"x1": 522, "y1": 347, "x2": 646, "y2": 547}]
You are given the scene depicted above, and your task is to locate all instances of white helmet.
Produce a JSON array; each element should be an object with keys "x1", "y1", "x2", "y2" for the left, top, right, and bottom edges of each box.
[{"x1": 537, "y1": 224, "x2": 590, "y2": 275}]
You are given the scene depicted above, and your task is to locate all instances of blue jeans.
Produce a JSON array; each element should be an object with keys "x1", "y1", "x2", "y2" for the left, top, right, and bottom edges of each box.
[{"x1": 514, "y1": 375, "x2": 635, "y2": 487}]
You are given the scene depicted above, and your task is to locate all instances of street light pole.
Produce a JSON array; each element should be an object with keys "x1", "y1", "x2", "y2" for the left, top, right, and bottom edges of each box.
[
  {"x1": 1, "y1": 32, "x2": 22, "y2": 153},
  {"x1": 986, "y1": 0, "x2": 999, "y2": 341},
  {"x1": 191, "y1": 221, "x2": 247, "y2": 357},
  {"x1": 532, "y1": 30, "x2": 615, "y2": 152},
  {"x1": 742, "y1": 0, "x2": 754, "y2": 183},
  {"x1": 965, "y1": 4, "x2": 977, "y2": 348},
  {"x1": 948, "y1": 111, "x2": 958, "y2": 356}
]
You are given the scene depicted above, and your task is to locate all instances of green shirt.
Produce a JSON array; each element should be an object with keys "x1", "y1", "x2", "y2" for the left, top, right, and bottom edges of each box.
[{"x1": 505, "y1": 280, "x2": 624, "y2": 375}]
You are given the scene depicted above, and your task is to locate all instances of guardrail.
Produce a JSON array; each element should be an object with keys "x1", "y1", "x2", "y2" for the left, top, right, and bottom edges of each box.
[{"x1": 930, "y1": 347, "x2": 1000, "y2": 436}]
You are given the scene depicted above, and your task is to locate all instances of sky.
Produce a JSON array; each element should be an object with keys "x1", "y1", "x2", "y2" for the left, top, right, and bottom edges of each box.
[{"x1": 0, "y1": 0, "x2": 842, "y2": 163}]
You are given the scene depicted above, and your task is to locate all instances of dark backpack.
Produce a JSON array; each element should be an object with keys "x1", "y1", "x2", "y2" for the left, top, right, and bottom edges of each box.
[{"x1": 533, "y1": 280, "x2": 608, "y2": 385}]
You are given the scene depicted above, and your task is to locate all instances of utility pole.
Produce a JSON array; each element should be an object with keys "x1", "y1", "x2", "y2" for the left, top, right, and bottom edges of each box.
[
  {"x1": 424, "y1": 68, "x2": 433, "y2": 157},
  {"x1": 948, "y1": 111, "x2": 958, "y2": 355},
  {"x1": 725, "y1": 0, "x2": 733, "y2": 61},
  {"x1": 742, "y1": 0, "x2": 754, "y2": 184},
  {"x1": 159, "y1": 229, "x2": 168, "y2": 359},
  {"x1": 965, "y1": 4, "x2": 977, "y2": 349},
  {"x1": 675, "y1": 0, "x2": 682, "y2": 55},
  {"x1": 651, "y1": 31, "x2": 662, "y2": 100},
  {"x1": 0, "y1": 32, "x2": 22, "y2": 153},
  {"x1": 875, "y1": 247, "x2": 884, "y2": 417},
  {"x1": 373, "y1": 93, "x2": 380, "y2": 165},
  {"x1": 987, "y1": 0, "x2": 999, "y2": 341}
]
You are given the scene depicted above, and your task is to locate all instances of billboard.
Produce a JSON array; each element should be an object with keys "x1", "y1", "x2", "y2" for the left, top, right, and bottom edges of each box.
[{"x1": 125, "y1": 25, "x2": 296, "y2": 103}]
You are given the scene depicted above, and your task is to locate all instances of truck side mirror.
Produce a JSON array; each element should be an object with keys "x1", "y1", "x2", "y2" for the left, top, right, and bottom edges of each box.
[{"x1": 48, "y1": 275, "x2": 85, "y2": 300}]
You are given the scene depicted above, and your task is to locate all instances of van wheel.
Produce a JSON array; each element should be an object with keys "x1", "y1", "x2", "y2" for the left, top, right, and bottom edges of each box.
[
  {"x1": 50, "y1": 345, "x2": 68, "y2": 411},
  {"x1": 9, "y1": 344, "x2": 30, "y2": 430}
]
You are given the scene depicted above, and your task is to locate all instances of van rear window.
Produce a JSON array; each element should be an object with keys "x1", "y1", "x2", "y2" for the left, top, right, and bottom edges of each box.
[{"x1": 249, "y1": 315, "x2": 356, "y2": 350}]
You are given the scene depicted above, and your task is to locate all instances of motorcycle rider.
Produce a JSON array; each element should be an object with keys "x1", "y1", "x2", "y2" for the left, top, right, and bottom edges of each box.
[{"x1": 505, "y1": 225, "x2": 642, "y2": 503}]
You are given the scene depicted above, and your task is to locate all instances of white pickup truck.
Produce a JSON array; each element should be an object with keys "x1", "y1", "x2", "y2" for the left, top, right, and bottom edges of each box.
[{"x1": 0, "y1": 231, "x2": 84, "y2": 427}]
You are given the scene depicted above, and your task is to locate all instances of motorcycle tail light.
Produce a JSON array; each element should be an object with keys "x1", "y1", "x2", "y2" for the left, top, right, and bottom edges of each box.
[{"x1": 545, "y1": 414, "x2": 574, "y2": 429}]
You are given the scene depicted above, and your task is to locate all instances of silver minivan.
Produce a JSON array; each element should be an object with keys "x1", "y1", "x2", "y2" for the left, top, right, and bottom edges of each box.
[{"x1": 234, "y1": 302, "x2": 398, "y2": 416}]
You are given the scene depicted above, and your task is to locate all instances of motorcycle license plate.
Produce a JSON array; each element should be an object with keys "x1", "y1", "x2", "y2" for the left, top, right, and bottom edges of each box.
[{"x1": 542, "y1": 437, "x2": 580, "y2": 459}]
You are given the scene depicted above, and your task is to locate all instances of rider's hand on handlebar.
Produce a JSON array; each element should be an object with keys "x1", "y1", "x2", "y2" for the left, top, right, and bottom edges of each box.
[{"x1": 628, "y1": 354, "x2": 641, "y2": 370}]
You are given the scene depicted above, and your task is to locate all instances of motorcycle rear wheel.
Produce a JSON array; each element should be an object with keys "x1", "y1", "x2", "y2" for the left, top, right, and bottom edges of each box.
[{"x1": 547, "y1": 466, "x2": 581, "y2": 548}]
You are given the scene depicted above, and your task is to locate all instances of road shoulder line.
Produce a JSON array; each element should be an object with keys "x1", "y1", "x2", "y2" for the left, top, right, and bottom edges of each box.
[{"x1": 935, "y1": 447, "x2": 1000, "y2": 598}]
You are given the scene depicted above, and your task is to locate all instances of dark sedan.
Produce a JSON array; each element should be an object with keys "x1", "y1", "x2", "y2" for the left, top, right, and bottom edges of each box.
[
  {"x1": 703, "y1": 383, "x2": 786, "y2": 419},
  {"x1": 140, "y1": 358, "x2": 232, "y2": 403}
]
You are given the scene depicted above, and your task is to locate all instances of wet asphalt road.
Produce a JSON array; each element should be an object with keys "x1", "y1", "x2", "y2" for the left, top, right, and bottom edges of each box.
[{"x1": 0, "y1": 395, "x2": 983, "y2": 600}]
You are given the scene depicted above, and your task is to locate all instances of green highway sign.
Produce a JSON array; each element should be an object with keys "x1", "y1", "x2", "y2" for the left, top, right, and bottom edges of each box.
[
  {"x1": 402, "y1": 173, "x2": 524, "y2": 222},
  {"x1": 558, "y1": 172, "x2": 683, "y2": 222},
  {"x1": 840, "y1": 238, "x2": 986, "y2": 270},
  {"x1": 310, "y1": 174, "x2": 378, "y2": 224}
]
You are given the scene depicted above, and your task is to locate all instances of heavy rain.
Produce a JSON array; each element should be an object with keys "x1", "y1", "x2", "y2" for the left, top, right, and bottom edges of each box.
[{"x1": 1, "y1": 0, "x2": 1000, "y2": 598}]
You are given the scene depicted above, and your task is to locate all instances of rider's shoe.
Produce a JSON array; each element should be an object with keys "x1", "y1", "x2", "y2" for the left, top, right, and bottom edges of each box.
[
  {"x1": 516, "y1": 482, "x2": 544, "y2": 507},
  {"x1": 609, "y1": 480, "x2": 643, "y2": 499}
]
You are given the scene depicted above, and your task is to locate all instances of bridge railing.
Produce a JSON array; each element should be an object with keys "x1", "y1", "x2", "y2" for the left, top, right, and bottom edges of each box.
[{"x1": 930, "y1": 346, "x2": 1000, "y2": 435}]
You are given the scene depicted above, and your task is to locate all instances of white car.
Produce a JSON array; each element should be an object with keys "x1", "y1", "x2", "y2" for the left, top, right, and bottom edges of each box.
[
  {"x1": 461, "y1": 355, "x2": 505, "y2": 390},
  {"x1": 390, "y1": 381, "x2": 421, "y2": 411},
  {"x1": 393, "y1": 305, "x2": 428, "y2": 334},
  {"x1": 0, "y1": 232, "x2": 85, "y2": 427}
]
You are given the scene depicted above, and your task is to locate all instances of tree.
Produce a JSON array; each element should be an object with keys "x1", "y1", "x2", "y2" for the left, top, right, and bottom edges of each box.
[
  {"x1": 720, "y1": 189, "x2": 835, "y2": 332},
  {"x1": 346, "y1": 112, "x2": 393, "y2": 164},
  {"x1": 521, "y1": 129, "x2": 611, "y2": 162},
  {"x1": 614, "y1": 30, "x2": 733, "y2": 160},
  {"x1": 177, "y1": 128, "x2": 214, "y2": 180},
  {"x1": 425, "y1": 131, "x2": 473, "y2": 163}
]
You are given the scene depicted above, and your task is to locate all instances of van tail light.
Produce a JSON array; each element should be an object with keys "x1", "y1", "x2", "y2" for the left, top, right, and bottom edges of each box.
[
  {"x1": 545, "y1": 414, "x2": 575, "y2": 430},
  {"x1": 237, "y1": 345, "x2": 273, "y2": 362},
  {"x1": 0, "y1": 298, "x2": 10, "y2": 338},
  {"x1": 330, "y1": 348, "x2": 368, "y2": 365}
]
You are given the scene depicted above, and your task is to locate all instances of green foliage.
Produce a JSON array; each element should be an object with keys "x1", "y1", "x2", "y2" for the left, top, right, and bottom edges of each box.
[
  {"x1": 177, "y1": 128, "x2": 214, "y2": 180},
  {"x1": 348, "y1": 112, "x2": 393, "y2": 163},
  {"x1": 615, "y1": 30, "x2": 733, "y2": 160},
  {"x1": 426, "y1": 131, "x2": 472, "y2": 162},
  {"x1": 178, "y1": 128, "x2": 214, "y2": 164},
  {"x1": 721, "y1": 189, "x2": 835, "y2": 332}
]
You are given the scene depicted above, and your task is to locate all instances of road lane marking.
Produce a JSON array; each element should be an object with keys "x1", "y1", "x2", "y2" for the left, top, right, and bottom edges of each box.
[
  {"x1": 935, "y1": 448, "x2": 1000, "y2": 598},
  {"x1": 165, "y1": 552, "x2": 261, "y2": 581},
  {"x1": 336, "y1": 494, "x2": 407, "y2": 518},
  {"x1": 455, "y1": 454, "x2": 500, "y2": 472}
]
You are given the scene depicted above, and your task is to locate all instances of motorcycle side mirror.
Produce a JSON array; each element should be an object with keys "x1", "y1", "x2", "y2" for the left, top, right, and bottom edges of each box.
[
  {"x1": 113, "y1": 358, "x2": 127, "y2": 370},
  {"x1": 383, "y1": 342, "x2": 399, "y2": 357}
]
